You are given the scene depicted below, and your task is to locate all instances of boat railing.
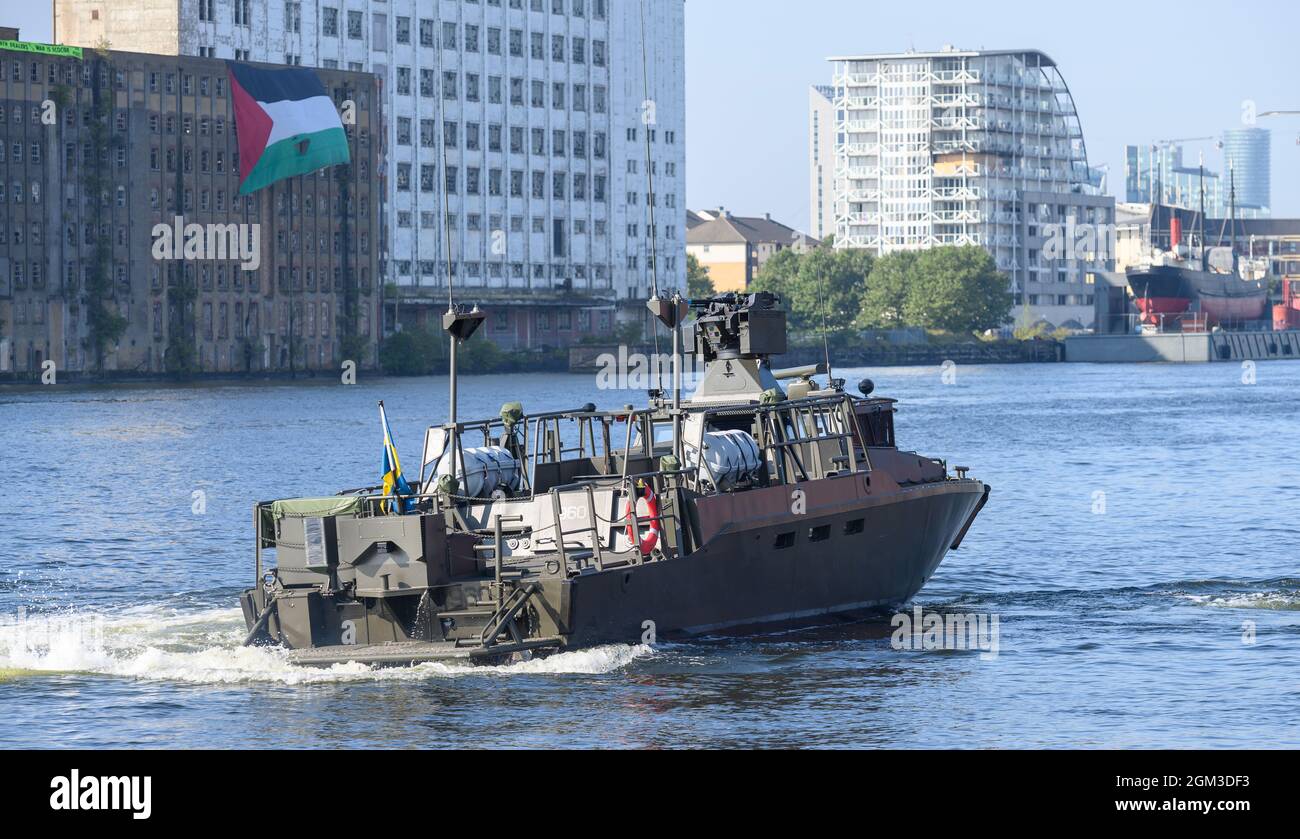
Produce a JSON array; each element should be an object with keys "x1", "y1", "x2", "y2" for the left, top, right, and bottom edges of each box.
[
  {"x1": 696, "y1": 392, "x2": 865, "y2": 486},
  {"x1": 543, "y1": 466, "x2": 698, "y2": 570},
  {"x1": 414, "y1": 394, "x2": 865, "y2": 507}
]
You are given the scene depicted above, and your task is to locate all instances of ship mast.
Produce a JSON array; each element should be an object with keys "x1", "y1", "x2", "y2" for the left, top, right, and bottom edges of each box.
[{"x1": 1199, "y1": 159, "x2": 1207, "y2": 272}]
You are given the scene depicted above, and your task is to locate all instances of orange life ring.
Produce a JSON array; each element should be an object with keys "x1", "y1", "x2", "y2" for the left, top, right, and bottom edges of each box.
[{"x1": 623, "y1": 483, "x2": 661, "y2": 556}]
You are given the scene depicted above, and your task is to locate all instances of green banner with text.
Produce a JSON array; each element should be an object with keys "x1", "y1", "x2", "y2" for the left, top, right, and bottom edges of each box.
[{"x1": 0, "y1": 40, "x2": 84, "y2": 59}]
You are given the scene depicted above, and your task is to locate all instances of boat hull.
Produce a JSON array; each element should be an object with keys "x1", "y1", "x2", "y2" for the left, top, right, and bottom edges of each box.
[
  {"x1": 563, "y1": 478, "x2": 988, "y2": 644},
  {"x1": 255, "y1": 476, "x2": 991, "y2": 666},
  {"x1": 1127, "y1": 265, "x2": 1268, "y2": 327},
  {"x1": 1127, "y1": 267, "x2": 1192, "y2": 325}
]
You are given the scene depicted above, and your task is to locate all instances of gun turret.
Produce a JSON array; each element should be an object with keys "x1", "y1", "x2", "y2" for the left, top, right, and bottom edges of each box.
[
  {"x1": 684, "y1": 293, "x2": 790, "y2": 405},
  {"x1": 685, "y1": 292, "x2": 788, "y2": 363}
]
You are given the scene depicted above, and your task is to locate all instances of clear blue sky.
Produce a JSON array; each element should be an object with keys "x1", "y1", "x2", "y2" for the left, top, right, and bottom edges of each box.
[
  {"x1": 8, "y1": 1, "x2": 1298, "y2": 228},
  {"x1": 686, "y1": 0, "x2": 1300, "y2": 228}
]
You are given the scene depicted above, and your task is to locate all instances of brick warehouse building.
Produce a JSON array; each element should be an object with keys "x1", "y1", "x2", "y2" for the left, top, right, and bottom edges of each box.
[
  {"x1": 51, "y1": 0, "x2": 688, "y2": 353},
  {"x1": 0, "y1": 38, "x2": 382, "y2": 377}
]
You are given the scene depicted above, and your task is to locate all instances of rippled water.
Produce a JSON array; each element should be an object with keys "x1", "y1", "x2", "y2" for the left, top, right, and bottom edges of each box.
[{"x1": 2, "y1": 361, "x2": 1298, "y2": 748}]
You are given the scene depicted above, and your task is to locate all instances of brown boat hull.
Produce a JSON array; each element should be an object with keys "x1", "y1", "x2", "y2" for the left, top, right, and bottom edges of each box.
[{"x1": 563, "y1": 477, "x2": 989, "y2": 643}]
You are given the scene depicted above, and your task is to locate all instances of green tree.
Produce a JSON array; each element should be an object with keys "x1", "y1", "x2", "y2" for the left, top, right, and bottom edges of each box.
[
  {"x1": 904, "y1": 246, "x2": 1012, "y2": 334},
  {"x1": 752, "y1": 246, "x2": 872, "y2": 332},
  {"x1": 686, "y1": 254, "x2": 715, "y2": 299},
  {"x1": 858, "y1": 251, "x2": 916, "y2": 328},
  {"x1": 379, "y1": 328, "x2": 433, "y2": 375}
]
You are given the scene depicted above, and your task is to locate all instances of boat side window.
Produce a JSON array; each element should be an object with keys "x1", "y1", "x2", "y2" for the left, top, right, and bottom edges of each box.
[
  {"x1": 774, "y1": 531, "x2": 796, "y2": 549},
  {"x1": 843, "y1": 519, "x2": 865, "y2": 536},
  {"x1": 809, "y1": 525, "x2": 831, "y2": 543}
]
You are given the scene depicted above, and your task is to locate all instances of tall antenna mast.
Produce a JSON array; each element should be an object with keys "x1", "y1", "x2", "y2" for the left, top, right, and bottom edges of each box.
[
  {"x1": 639, "y1": 0, "x2": 661, "y2": 305},
  {"x1": 639, "y1": 0, "x2": 686, "y2": 462},
  {"x1": 436, "y1": 16, "x2": 484, "y2": 428}
]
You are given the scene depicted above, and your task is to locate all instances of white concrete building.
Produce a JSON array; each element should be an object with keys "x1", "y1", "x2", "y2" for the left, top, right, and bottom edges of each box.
[
  {"x1": 825, "y1": 47, "x2": 1114, "y2": 328},
  {"x1": 55, "y1": 0, "x2": 686, "y2": 307}
]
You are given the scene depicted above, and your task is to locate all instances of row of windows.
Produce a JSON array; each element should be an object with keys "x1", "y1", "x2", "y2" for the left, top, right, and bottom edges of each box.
[
  {"x1": 190, "y1": 300, "x2": 338, "y2": 343},
  {"x1": 484, "y1": 308, "x2": 611, "y2": 333},
  {"x1": 3, "y1": 59, "x2": 370, "y2": 114},
  {"x1": 395, "y1": 20, "x2": 608, "y2": 68},
  {"x1": 394, "y1": 70, "x2": 609, "y2": 114},
  {"x1": 395, "y1": 164, "x2": 608, "y2": 202},
  {"x1": 316, "y1": 0, "x2": 610, "y2": 45},
  {"x1": 387, "y1": 256, "x2": 677, "y2": 281},
  {"x1": 395, "y1": 211, "x2": 608, "y2": 238},
  {"x1": 1025, "y1": 294, "x2": 1095, "y2": 306},
  {"x1": 396, "y1": 119, "x2": 607, "y2": 158}
]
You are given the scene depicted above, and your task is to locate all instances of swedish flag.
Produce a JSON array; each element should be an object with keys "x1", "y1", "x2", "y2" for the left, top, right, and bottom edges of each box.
[{"x1": 379, "y1": 401, "x2": 415, "y2": 514}]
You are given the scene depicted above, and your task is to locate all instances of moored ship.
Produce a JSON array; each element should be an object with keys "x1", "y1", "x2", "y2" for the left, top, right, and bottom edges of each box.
[
  {"x1": 1127, "y1": 170, "x2": 1269, "y2": 329},
  {"x1": 1127, "y1": 262, "x2": 1268, "y2": 327}
]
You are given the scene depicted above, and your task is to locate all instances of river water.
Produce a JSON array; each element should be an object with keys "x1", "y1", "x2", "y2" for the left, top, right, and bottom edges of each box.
[{"x1": 1, "y1": 361, "x2": 1298, "y2": 749}]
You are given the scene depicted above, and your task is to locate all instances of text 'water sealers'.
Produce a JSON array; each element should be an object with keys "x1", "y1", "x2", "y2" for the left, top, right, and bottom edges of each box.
[{"x1": 49, "y1": 770, "x2": 151, "y2": 820}]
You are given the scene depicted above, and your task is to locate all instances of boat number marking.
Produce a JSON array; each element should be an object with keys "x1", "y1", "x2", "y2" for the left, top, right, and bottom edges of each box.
[{"x1": 341, "y1": 620, "x2": 357, "y2": 646}]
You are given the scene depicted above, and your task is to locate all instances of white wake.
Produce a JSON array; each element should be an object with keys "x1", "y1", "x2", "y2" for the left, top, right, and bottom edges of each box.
[{"x1": 0, "y1": 605, "x2": 654, "y2": 685}]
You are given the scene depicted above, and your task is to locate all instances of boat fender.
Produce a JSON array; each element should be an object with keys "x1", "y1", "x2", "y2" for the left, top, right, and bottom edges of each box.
[{"x1": 623, "y1": 481, "x2": 661, "y2": 557}]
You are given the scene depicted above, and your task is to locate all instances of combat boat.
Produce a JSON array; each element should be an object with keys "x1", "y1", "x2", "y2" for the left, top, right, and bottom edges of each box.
[{"x1": 240, "y1": 292, "x2": 990, "y2": 666}]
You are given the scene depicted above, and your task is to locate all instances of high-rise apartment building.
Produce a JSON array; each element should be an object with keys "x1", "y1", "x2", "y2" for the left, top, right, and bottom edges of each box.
[
  {"x1": 0, "y1": 40, "x2": 382, "y2": 376},
  {"x1": 808, "y1": 84, "x2": 836, "y2": 241},
  {"x1": 824, "y1": 47, "x2": 1113, "y2": 328},
  {"x1": 55, "y1": 0, "x2": 687, "y2": 334}
]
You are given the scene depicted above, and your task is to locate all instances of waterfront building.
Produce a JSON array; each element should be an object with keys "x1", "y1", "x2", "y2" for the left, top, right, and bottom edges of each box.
[
  {"x1": 0, "y1": 38, "x2": 382, "y2": 376},
  {"x1": 808, "y1": 84, "x2": 837, "y2": 241},
  {"x1": 1221, "y1": 127, "x2": 1270, "y2": 216},
  {"x1": 54, "y1": 0, "x2": 687, "y2": 345},
  {"x1": 686, "y1": 209, "x2": 817, "y2": 293},
  {"x1": 824, "y1": 47, "x2": 1114, "y2": 328}
]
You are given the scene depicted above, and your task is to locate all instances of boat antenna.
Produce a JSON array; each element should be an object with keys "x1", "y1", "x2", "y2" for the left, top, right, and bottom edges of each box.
[
  {"x1": 639, "y1": 0, "x2": 663, "y2": 359},
  {"x1": 435, "y1": 24, "x2": 485, "y2": 429},
  {"x1": 436, "y1": 26, "x2": 455, "y2": 314},
  {"x1": 816, "y1": 238, "x2": 834, "y2": 386},
  {"x1": 639, "y1": 0, "x2": 686, "y2": 463}
]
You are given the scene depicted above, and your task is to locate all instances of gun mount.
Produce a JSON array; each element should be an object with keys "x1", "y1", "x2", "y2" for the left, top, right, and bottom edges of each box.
[
  {"x1": 687, "y1": 292, "x2": 788, "y2": 362},
  {"x1": 685, "y1": 293, "x2": 789, "y2": 405}
]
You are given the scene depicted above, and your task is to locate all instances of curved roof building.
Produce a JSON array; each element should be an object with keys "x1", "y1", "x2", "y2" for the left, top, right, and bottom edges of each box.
[{"x1": 823, "y1": 47, "x2": 1113, "y2": 328}]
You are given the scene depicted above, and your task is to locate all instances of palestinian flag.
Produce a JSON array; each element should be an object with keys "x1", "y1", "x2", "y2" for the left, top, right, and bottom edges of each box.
[{"x1": 227, "y1": 62, "x2": 350, "y2": 196}]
